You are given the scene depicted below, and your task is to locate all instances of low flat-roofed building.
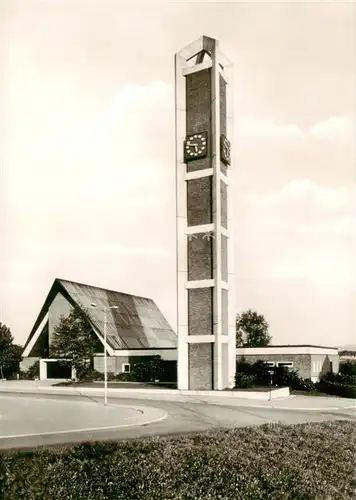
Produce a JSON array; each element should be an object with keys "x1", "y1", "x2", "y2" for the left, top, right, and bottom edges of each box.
[{"x1": 236, "y1": 345, "x2": 339, "y2": 382}]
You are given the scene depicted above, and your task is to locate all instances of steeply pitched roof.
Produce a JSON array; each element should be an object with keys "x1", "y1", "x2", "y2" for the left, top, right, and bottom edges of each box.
[{"x1": 24, "y1": 278, "x2": 177, "y2": 352}]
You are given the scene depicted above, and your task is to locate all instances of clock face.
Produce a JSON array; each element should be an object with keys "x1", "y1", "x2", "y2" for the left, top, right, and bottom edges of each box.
[
  {"x1": 220, "y1": 135, "x2": 231, "y2": 166},
  {"x1": 184, "y1": 132, "x2": 208, "y2": 162}
]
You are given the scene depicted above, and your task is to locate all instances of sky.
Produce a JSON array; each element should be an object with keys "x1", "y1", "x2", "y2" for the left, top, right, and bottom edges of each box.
[{"x1": 1, "y1": 0, "x2": 355, "y2": 348}]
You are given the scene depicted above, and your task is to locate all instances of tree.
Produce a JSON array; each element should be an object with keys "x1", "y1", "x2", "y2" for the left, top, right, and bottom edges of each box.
[
  {"x1": 23, "y1": 359, "x2": 40, "y2": 380},
  {"x1": 236, "y1": 309, "x2": 271, "y2": 347},
  {"x1": 49, "y1": 306, "x2": 100, "y2": 379},
  {"x1": 0, "y1": 322, "x2": 23, "y2": 379},
  {"x1": 0, "y1": 322, "x2": 12, "y2": 345}
]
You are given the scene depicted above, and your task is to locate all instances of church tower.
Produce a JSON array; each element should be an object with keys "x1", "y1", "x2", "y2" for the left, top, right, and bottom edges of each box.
[{"x1": 175, "y1": 36, "x2": 235, "y2": 390}]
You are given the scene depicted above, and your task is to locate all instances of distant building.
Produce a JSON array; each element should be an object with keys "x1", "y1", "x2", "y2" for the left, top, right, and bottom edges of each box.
[
  {"x1": 339, "y1": 350, "x2": 356, "y2": 362},
  {"x1": 21, "y1": 278, "x2": 177, "y2": 380},
  {"x1": 236, "y1": 345, "x2": 339, "y2": 382}
]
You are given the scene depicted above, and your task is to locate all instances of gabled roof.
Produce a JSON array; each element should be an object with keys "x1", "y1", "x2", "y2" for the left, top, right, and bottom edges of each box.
[{"x1": 23, "y1": 278, "x2": 177, "y2": 352}]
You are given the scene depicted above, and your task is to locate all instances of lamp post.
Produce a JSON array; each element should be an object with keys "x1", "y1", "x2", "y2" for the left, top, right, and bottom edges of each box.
[
  {"x1": 268, "y1": 370, "x2": 274, "y2": 402},
  {"x1": 90, "y1": 303, "x2": 118, "y2": 406}
]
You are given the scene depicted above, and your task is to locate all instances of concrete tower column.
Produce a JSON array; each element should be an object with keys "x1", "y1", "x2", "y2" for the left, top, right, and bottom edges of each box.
[{"x1": 175, "y1": 36, "x2": 235, "y2": 390}]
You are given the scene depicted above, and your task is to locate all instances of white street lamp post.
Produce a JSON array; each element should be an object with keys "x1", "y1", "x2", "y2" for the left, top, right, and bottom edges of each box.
[
  {"x1": 268, "y1": 370, "x2": 274, "y2": 402},
  {"x1": 103, "y1": 307, "x2": 108, "y2": 406},
  {"x1": 90, "y1": 303, "x2": 118, "y2": 406}
]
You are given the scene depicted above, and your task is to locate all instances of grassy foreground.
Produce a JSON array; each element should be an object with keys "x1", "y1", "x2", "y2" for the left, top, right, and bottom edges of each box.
[{"x1": 1, "y1": 421, "x2": 355, "y2": 500}]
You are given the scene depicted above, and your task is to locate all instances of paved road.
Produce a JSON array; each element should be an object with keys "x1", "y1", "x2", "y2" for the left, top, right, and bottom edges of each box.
[
  {"x1": 0, "y1": 391, "x2": 355, "y2": 451},
  {"x1": 0, "y1": 393, "x2": 166, "y2": 439}
]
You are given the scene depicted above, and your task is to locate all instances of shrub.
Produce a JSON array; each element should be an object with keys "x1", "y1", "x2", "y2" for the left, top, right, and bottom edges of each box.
[
  {"x1": 298, "y1": 377, "x2": 316, "y2": 392},
  {"x1": 106, "y1": 371, "x2": 116, "y2": 381},
  {"x1": 236, "y1": 360, "x2": 274, "y2": 387},
  {"x1": 18, "y1": 369, "x2": 30, "y2": 380},
  {"x1": 80, "y1": 369, "x2": 104, "y2": 382},
  {"x1": 235, "y1": 359, "x2": 356, "y2": 397},
  {"x1": 130, "y1": 356, "x2": 164, "y2": 382},
  {"x1": 114, "y1": 372, "x2": 135, "y2": 382},
  {"x1": 340, "y1": 361, "x2": 356, "y2": 378},
  {"x1": 251, "y1": 360, "x2": 273, "y2": 386},
  {"x1": 274, "y1": 366, "x2": 316, "y2": 392},
  {"x1": 93, "y1": 370, "x2": 105, "y2": 381},
  {"x1": 2, "y1": 372, "x2": 19, "y2": 380},
  {"x1": 321, "y1": 371, "x2": 338, "y2": 383},
  {"x1": 319, "y1": 370, "x2": 356, "y2": 395},
  {"x1": 66, "y1": 362, "x2": 91, "y2": 381},
  {"x1": 274, "y1": 365, "x2": 298, "y2": 387},
  {"x1": 236, "y1": 360, "x2": 316, "y2": 392},
  {"x1": 316, "y1": 380, "x2": 356, "y2": 399},
  {"x1": 336, "y1": 363, "x2": 356, "y2": 387},
  {"x1": 235, "y1": 372, "x2": 256, "y2": 388},
  {"x1": 339, "y1": 373, "x2": 356, "y2": 386},
  {"x1": 236, "y1": 359, "x2": 255, "y2": 376}
]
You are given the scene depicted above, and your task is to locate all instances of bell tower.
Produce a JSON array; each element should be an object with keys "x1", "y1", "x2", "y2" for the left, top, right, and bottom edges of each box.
[{"x1": 175, "y1": 36, "x2": 235, "y2": 390}]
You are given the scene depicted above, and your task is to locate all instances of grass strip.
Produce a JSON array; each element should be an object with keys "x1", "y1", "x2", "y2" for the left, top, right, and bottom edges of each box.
[{"x1": 1, "y1": 420, "x2": 355, "y2": 499}]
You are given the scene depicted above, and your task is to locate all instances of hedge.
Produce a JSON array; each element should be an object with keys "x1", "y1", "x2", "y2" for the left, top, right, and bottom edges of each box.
[
  {"x1": 1, "y1": 421, "x2": 355, "y2": 499},
  {"x1": 316, "y1": 380, "x2": 356, "y2": 399},
  {"x1": 339, "y1": 361, "x2": 356, "y2": 378},
  {"x1": 234, "y1": 372, "x2": 256, "y2": 388},
  {"x1": 236, "y1": 360, "x2": 356, "y2": 398},
  {"x1": 235, "y1": 360, "x2": 315, "y2": 392}
]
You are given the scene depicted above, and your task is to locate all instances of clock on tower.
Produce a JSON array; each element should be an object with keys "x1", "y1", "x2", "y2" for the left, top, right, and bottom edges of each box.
[
  {"x1": 220, "y1": 134, "x2": 231, "y2": 166},
  {"x1": 184, "y1": 132, "x2": 208, "y2": 162}
]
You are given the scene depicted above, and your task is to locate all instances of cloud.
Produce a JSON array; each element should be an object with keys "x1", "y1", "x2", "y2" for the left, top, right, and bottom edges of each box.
[
  {"x1": 244, "y1": 179, "x2": 354, "y2": 213},
  {"x1": 236, "y1": 115, "x2": 353, "y2": 147},
  {"x1": 313, "y1": 215, "x2": 356, "y2": 236},
  {"x1": 110, "y1": 80, "x2": 173, "y2": 148},
  {"x1": 4, "y1": 79, "x2": 174, "y2": 220},
  {"x1": 26, "y1": 243, "x2": 168, "y2": 256},
  {"x1": 236, "y1": 116, "x2": 304, "y2": 140},
  {"x1": 270, "y1": 253, "x2": 354, "y2": 287},
  {"x1": 279, "y1": 180, "x2": 354, "y2": 211},
  {"x1": 310, "y1": 116, "x2": 353, "y2": 140},
  {"x1": 237, "y1": 180, "x2": 354, "y2": 289},
  {"x1": 114, "y1": 80, "x2": 172, "y2": 108}
]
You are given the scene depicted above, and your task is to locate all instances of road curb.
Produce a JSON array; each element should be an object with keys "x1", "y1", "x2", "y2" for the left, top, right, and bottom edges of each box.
[
  {"x1": 234, "y1": 403, "x2": 356, "y2": 411},
  {"x1": 0, "y1": 388, "x2": 355, "y2": 412},
  {"x1": 0, "y1": 385, "x2": 290, "y2": 400}
]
